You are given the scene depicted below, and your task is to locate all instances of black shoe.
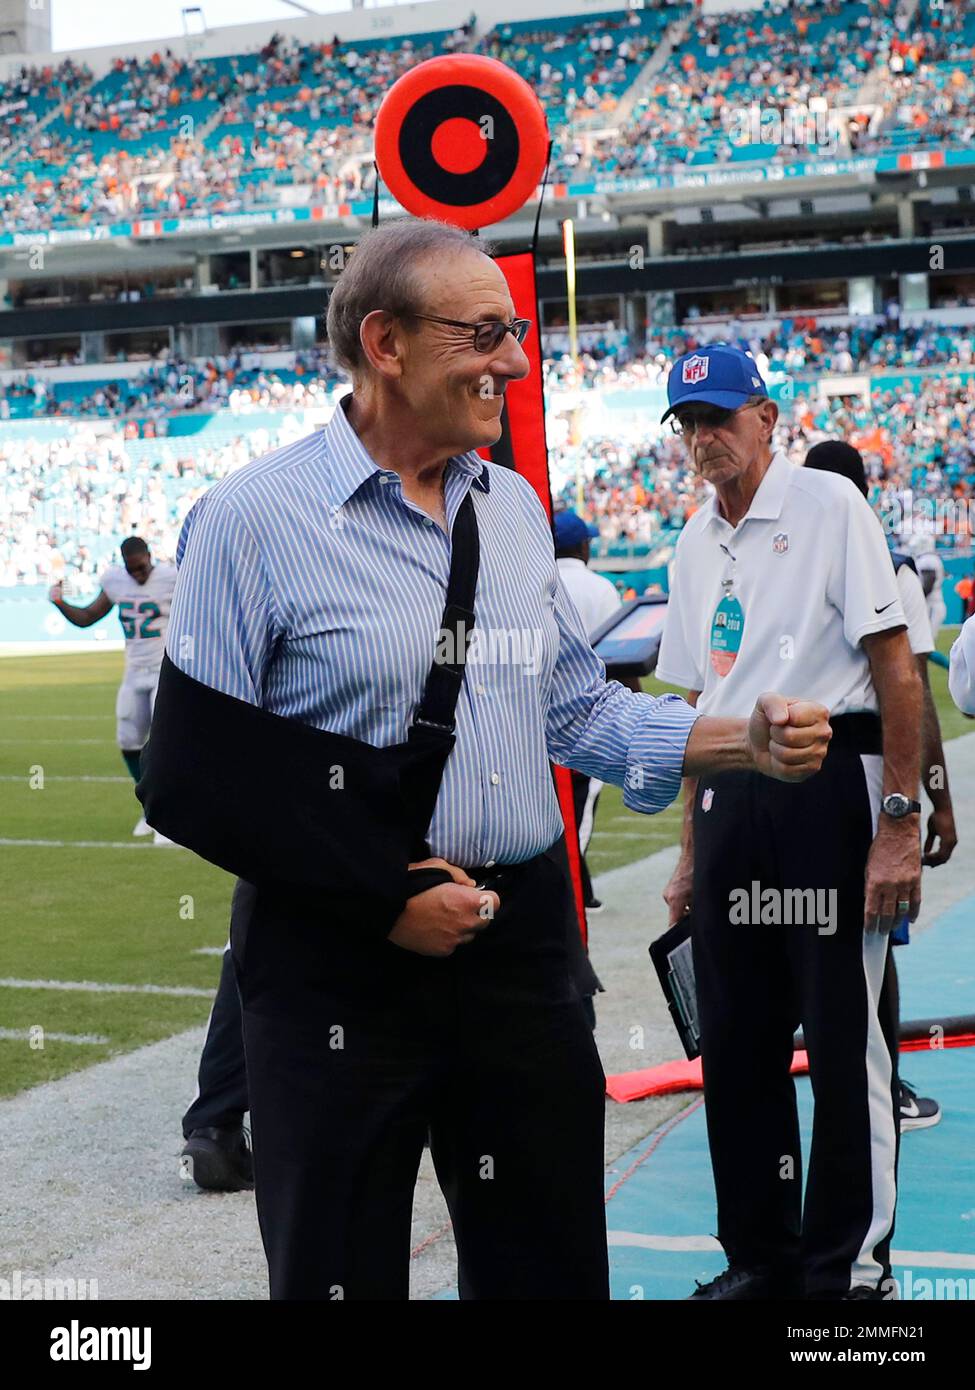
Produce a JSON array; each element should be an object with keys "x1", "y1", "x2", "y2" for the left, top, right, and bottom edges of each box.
[
  {"x1": 899, "y1": 1079, "x2": 942, "y2": 1131},
  {"x1": 584, "y1": 898, "x2": 604, "y2": 914},
  {"x1": 843, "y1": 1284, "x2": 890, "y2": 1301},
  {"x1": 688, "y1": 1265, "x2": 800, "y2": 1300},
  {"x1": 180, "y1": 1125, "x2": 254, "y2": 1192}
]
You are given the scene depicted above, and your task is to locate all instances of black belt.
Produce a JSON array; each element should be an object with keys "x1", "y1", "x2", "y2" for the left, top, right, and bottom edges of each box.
[
  {"x1": 828, "y1": 711, "x2": 882, "y2": 755},
  {"x1": 408, "y1": 848, "x2": 548, "y2": 899},
  {"x1": 465, "y1": 853, "x2": 544, "y2": 893}
]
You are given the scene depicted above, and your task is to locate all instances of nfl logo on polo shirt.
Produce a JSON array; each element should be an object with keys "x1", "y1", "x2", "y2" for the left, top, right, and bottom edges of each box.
[
  {"x1": 772, "y1": 533, "x2": 789, "y2": 554},
  {"x1": 682, "y1": 355, "x2": 709, "y2": 384},
  {"x1": 702, "y1": 788, "x2": 714, "y2": 812}
]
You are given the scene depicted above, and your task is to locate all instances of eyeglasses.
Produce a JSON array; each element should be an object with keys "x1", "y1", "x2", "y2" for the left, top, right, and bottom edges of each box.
[
  {"x1": 669, "y1": 399, "x2": 764, "y2": 437},
  {"x1": 406, "y1": 313, "x2": 532, "y2": 354}
]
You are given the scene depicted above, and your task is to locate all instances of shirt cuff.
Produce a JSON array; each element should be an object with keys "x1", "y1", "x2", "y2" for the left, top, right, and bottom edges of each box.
[{"x1": 623, "y1": 693, "x2": 701, "y2": 814}]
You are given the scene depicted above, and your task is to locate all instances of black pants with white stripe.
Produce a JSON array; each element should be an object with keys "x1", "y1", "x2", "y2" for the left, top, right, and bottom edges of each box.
[
  {"x1": 230, "y1": 835, "x2": 608, "y2": 1301},
  {"x1": 691, "y1": 715, "x2": 900, "y2": 1297},
  {"x1": 570, "y1": 768, "x2": 601, "y2": 906}
]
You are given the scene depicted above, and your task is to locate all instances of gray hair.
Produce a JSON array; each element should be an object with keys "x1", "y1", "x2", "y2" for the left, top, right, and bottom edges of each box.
[{"x1": 325, "y1": 218, "x2": 496, "y2": 379}]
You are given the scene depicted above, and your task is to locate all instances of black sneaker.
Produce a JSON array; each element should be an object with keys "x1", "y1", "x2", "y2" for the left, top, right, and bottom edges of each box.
[
  {"x1": 688, "y1": 1265, "x2": 800, "y2": 1300},
  {"x1": 584, "y1": 898, "x2": 604, "y2": 914},
  {"x1": 899, "y1": 1079, "x2": 942, "y2": 1131},
  {"x1": 843, "y1": 1284, "x2": 890, "y2": 1301},
  {"x1": 180, "y1": 1125, "x2": 254, "y2": 1192}
]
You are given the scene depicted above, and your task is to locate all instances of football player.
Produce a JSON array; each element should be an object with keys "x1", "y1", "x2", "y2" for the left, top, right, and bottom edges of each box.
[{"x1": 50, "y1": 536, "x2": 177, "y2": 844}]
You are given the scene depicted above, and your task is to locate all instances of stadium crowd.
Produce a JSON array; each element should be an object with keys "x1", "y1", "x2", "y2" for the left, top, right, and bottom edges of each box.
[
  {"x1": 543, "y1": 316, "x2": 975, "y2": 390},
  {"x1": 585, "y1": 0, "x2": 892, "y2": 176},
  {"x1": 0, "y1": 12, "x2": 657, "y2": 232},
  {"x1": 0, "y1": 421, "x2": 303, "y2": 588},
  {"x1": 4, "y1": 356, "x2": 973, "y2": 590},
  {"x1": 6, "y1": 316, "x2": 975, "y2": 422},
  {"x1": 2, "y1": 2, "x2": 974, "y2": 234},
  {"x1": 0, "y1": 349, "x2": 339, "y2": 420},
  {"x1": 548, "y1": 371, "x2": 975, "y2": 547}
]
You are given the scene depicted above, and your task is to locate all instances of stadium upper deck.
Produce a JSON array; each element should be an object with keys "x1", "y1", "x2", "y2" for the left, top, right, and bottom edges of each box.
[{"x1": 0, "y1": 0, "x2": 972, "y2": 246}]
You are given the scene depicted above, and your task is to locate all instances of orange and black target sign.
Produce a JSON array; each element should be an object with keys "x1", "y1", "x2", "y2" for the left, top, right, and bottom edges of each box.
[{"x1": 374, "y1": 54, "x2": 549, "y2": 230}]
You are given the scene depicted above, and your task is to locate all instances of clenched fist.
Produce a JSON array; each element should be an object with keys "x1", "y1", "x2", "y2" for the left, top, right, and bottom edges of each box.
[{"x1": 748, "y1": 693, "x2": 831, "y2": 782}]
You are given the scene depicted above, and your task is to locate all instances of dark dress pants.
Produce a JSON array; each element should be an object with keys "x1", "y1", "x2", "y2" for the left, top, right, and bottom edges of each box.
[
  {"x1": 691, "y1": 734, "x2": 899, "y2": 1296},
  {"x1": 230, "y1": 837, "x2": 609, "y2": 1301}
]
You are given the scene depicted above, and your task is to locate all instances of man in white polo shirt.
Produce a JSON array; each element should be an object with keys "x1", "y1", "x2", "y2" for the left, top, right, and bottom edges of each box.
[
  {"x1": 656, "y1": 345, "x2": 922, "y2": 1302},
  {"x1": 949, "y1": 615, "x2": 975, "y2": 714}
]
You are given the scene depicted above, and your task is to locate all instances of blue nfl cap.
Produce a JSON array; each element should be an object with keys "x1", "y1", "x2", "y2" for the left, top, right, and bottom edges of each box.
[
  {"x1": 661, "y1": 344, "x2": 769, "y2": 423},
  {"x1": 553, "y1": 509, "x2": 598, "y2": 548}
]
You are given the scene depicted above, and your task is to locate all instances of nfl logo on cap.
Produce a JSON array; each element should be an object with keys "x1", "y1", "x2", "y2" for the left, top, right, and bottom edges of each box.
[
  {"x1": 661, "y1": 344, "x2": 770, "y2": 425},
  {"x1": 773, "y1": 533, "x2": 789, "y2": 554}
]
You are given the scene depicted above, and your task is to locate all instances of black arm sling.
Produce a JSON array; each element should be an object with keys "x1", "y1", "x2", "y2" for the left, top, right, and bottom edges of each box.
[{"x1": 137, "y1": 491, "x2": 480, "y2": 938}]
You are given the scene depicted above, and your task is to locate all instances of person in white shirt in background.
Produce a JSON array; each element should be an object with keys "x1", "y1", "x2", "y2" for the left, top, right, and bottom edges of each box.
[
  {"x1": 915, "y1": 548, "x2": 947, "y2": 641},
  {"x1": 555, "y1": 508, "x2": 640, "y2": 913},
  {"x1": 49, "y1": 535, "x2": 177, "y2": 846},
  {"x1": 949, "y1": 616, "x2": 975, "y2": 715}
]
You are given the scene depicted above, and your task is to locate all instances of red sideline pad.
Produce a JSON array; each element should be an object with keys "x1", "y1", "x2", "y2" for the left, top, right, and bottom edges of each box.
[{"x1": 606, "y1": 1033, "x2": 975, "y2": 1104}]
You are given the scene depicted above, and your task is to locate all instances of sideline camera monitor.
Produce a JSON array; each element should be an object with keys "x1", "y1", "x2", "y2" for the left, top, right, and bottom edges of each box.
[{"x1": 590, "y1": 595, "x2": 669, "y2": 678}]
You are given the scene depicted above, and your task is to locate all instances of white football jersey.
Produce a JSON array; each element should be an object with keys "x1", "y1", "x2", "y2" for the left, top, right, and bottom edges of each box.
[{"x1": 99, "y1": 562, "x2": 177, "y2": 671}]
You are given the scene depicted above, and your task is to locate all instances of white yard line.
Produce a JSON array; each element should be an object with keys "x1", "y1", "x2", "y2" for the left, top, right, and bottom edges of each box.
[
  {"x1": 0, "y1": 838, "x2": 161, "y2": 849},
  {"x1": 0, "y1": 738, "x2": 114, "y2": 745},
  {"x1": 0, "y1": 774, "x2": 129, "y2": 783},
  {"x1": 0, "y1": 1028, "x2": 109, "y2": 1046},
  {"x1": 0, "y1": 978, "x2": 214, "y2": 998}
]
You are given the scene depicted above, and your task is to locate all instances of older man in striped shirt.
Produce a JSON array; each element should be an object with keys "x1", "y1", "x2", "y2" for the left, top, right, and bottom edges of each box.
[{"x1": 161, "y1": 218, "x2": 830, "y2": 1301}]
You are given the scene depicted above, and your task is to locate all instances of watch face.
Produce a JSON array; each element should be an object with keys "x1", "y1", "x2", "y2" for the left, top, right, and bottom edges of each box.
[{"x1": 883, "y1": 793, "x2": 910, "y2": 817}]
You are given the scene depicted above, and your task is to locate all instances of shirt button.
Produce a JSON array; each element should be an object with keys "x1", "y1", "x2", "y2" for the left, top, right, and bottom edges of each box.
[
  {"x1": 476, "y1": 684, "x2": 486, "y2": 695},
  {"x1": 490, "y1": 772, "x2": 500, "y2": 785},
  {"x1": 423, "y1": 517, "x2": 434, "y2": 526},
  {"x1": 378, "y1": 476, "x2": 389, "y2": 485}
]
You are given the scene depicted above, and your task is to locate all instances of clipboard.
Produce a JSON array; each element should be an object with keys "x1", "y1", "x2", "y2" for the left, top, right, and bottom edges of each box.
[{"x1": 649, "y1": 915, "x2": 701, "y2": 1061}]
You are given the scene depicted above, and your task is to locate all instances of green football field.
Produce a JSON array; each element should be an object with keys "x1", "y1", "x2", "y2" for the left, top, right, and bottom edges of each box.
[{"x1": 0, "y1": 630, "x2": 967, "y2": 1099}]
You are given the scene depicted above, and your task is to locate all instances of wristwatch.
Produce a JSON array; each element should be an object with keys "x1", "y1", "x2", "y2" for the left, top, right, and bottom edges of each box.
[{"x1": 881, "y1": 793, "x2": 922, "y2": 819}]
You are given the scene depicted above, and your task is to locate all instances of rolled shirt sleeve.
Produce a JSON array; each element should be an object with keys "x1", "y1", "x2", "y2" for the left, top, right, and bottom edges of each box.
[{"x1": 545, "y1": 569, "x2": 700, "y2": 813}]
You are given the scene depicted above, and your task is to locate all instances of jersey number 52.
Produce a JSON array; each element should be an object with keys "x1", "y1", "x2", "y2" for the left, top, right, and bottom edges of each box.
[{"x1": 118, "y1": 601, "x2": 162, "y2": 639}]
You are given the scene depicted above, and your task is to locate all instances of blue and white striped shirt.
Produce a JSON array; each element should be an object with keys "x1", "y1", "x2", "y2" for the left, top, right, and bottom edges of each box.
[{"x1": 166, "y1": 395, "x2": 700, "y2": 867}]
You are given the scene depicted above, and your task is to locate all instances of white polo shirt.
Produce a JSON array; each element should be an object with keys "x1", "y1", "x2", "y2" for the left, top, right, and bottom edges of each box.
[
  {"x1": 656, "y1": 451, "x2": 907, "y2": 717},
  {"x1": 557, "y1": 557, "x2": 621, "y2": 640},
  {"x1": 949, "y1": 615, "x2": 975, "y2": 714}
]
